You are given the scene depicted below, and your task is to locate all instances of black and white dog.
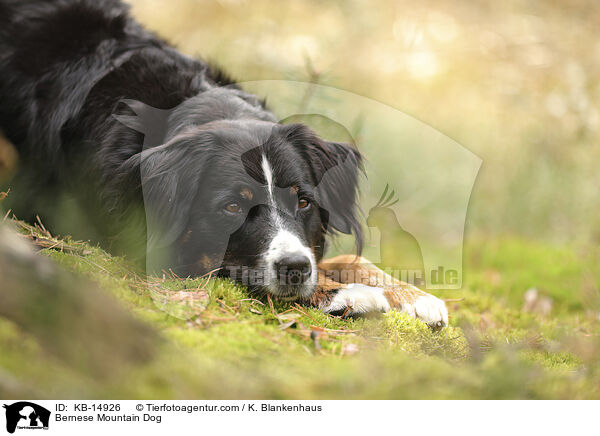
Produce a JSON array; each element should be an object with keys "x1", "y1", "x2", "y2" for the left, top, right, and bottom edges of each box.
[{"x1": 0, "y1": 0, "x2": 447, "y2": 324}]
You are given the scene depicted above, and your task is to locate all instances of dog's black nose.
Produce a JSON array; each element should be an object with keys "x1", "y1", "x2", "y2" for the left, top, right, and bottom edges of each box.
[{"x1": 275, "y1": 254, "x2": 312, "y2": 285}]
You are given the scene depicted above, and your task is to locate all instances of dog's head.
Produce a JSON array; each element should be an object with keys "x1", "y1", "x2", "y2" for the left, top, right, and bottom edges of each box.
[{"x1": 121, "y1": 93, "x2": 362, "y2": 300}]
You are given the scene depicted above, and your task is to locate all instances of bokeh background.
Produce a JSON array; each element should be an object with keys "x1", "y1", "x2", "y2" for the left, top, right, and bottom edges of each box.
[{"x1": 129, "y1": 0, "x2": 600, "y2": 245}]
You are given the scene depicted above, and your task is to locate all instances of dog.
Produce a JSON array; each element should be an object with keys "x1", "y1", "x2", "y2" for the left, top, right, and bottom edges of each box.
[{"x1": 0, "y1": 0, "x2": 447, "y2": 326}]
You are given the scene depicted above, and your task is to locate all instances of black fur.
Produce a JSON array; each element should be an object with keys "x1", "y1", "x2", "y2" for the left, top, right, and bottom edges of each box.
[{"x1": 0, "y1": 0, "x2": 362, "y2": 296}]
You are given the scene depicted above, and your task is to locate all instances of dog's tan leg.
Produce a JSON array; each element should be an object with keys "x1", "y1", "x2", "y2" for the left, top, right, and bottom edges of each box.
[{"x1": 311, "y1": 255, "x2": 448, "y2": 328}]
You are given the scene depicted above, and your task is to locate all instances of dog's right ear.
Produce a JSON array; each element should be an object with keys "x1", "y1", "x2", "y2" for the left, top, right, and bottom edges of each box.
[
  {"x1": 139, "y1": 145, "x2": 202, "y2": 250},
  {"x1": 117, "y1": 133, "x2": 212, "y2": 255},
  {"x1": 282, "y1": 123, "x2": 364, "y2": 252}
]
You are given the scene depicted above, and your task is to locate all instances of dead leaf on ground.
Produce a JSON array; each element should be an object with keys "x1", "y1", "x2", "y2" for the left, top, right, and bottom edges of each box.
[{"x1": 279, "y1": 320, "x2": 297, "y2": 330}]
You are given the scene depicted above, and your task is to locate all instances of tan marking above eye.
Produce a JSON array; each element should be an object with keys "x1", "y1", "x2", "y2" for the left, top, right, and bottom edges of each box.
[
  {"x1": 226, "y1": 202, "x2": 241, "y2": 213},
  {"x1": 198, "y1": 255, "x2": 217, "y2": 270},
  {"x1": 181, "y1": 229, "x2": 193, "y2": 244},
  {"x1": 289, "y1": 185, "x2": 299, "y2": 195},
  {"x1": 240, "y1": 188, "x2": 253, "y2": 200}
]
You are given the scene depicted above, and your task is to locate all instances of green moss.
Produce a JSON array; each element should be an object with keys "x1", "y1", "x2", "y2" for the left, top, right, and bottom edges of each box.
[
  {"x1": 382, "y1": 311, "x2": 469, "y2": 359},
  {"x1": 2, "y1": 220, "x2": 599, "y2": 399}
]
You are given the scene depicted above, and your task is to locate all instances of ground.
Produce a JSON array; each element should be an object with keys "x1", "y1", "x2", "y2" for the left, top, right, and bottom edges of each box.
[{"x1": 0, "y1": 219, "x2": 598, "y2": 399}]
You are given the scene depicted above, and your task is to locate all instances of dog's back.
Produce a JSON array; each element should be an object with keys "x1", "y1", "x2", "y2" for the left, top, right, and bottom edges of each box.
[
  {"x1": 1, "y1": 0, "x2": 184, "y2": 162},
  {"x1": 0, "y1": 0, "x2": 208, "y2": 242}
]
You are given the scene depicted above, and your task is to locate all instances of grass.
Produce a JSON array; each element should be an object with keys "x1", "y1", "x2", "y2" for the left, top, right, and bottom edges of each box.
[{"x1": 1, "y1": 218, "x2": 598, "y2": 399}]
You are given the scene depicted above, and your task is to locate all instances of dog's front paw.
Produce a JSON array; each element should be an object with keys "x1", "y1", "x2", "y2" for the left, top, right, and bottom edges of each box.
[
  {"x1": 401, "y1": 294, "x2": 448, "y2": 329},
  {"x1": 320, "y1": 283, "x2": 448, "y2": 328},
  {"x1": 320, "y1": 283, "x2": 391, "y2": 316}
]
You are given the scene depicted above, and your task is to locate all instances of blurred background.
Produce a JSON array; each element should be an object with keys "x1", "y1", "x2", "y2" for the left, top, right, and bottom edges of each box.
[{"x1": 128, "y1": 0, "x2": 600, "y2": 245}]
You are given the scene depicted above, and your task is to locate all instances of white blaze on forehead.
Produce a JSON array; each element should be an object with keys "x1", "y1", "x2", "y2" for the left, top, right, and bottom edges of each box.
[
  {"x1": 261, "y1": 154, "x2": 274, "y2": 203},
  {"x1": 261, "y1": 152, "x2": 285, "y2": 229},
  {"x1": 258, "y1": 154, "x2": 317, "y2": 296}
]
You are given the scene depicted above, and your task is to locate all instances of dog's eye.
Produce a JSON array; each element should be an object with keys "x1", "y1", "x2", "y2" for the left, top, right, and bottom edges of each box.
[
  {"x1": 298, "y1": 198, "x2": 310, "y2": 209},
  {"x1": 225, "y1": 202, "x2": 242, "y2": 214}
]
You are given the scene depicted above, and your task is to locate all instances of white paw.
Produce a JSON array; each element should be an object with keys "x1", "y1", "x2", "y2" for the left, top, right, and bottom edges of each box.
[
  {"x1": 321, "y1": 284, "x2": 391, "y2": 315},
  {"x1": 321, "y1": 284, "x2": 448, "y2": 328},
  {"x1": 401, "y1": 294, "x2": 448, "y2": 328}
]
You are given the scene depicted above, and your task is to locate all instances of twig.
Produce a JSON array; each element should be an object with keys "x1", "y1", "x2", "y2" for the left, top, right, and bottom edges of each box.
[
  {"x1": 17, "y1": 232, "x2": 80, "y2": 254},
  {"x1": 215, "y1": 298, "x2": 236, "y2": 314},
  {"x1": 35, "y1": 215, "x2": 51, "y2": 237},
  {"x1": 277, "y1": 308, "x2": 296, "y2": 315},
  {"x1": 267, "y1": 294, "x2": 278, "y2": 316},
  {"x1": 239, "y1": 298, "x2": 265, "y2": 306},
  {"x1": 344, "y1": 306, "x2": 354, "y2": 319},
  {"x1": 293, "y1": 303, "x2": 320, "y2": 325},
  {"x1": 310, "y1": 325, "x2": 359, "y2": 334}
]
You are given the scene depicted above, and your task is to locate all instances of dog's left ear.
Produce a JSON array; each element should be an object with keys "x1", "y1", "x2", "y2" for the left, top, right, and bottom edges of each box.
[{"x1": 284, "y1": 124, "x2": 364, "y2": 251}]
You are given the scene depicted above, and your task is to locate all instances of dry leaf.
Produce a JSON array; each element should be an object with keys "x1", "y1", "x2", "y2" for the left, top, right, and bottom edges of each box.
[{"x1": 279, "y1": 320, "x2": 297, "y2": 330}]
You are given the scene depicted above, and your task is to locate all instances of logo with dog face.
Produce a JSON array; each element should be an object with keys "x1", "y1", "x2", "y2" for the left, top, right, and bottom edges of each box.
[{"x1": 2, "y1": 402, "x2": 50, "y2": 434}]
